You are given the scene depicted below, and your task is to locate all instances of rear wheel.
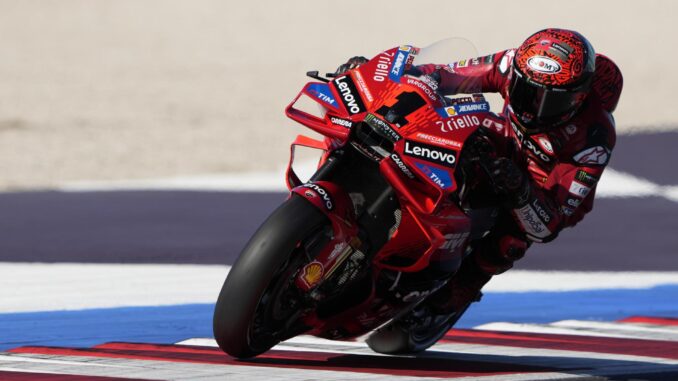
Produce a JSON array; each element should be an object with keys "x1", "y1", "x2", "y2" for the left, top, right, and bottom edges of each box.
[
  {"x1": 213, "y1": 195, "x2": 329, "y2": 358},
  {"x1": 366, "y1": 297, "x2": 473, "y2": 354}
]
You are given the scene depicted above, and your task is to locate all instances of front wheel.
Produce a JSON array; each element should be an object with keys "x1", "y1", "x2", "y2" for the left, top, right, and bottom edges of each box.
[{"x1": 213, "y1": 194, "x2": 329, "y2": 358}]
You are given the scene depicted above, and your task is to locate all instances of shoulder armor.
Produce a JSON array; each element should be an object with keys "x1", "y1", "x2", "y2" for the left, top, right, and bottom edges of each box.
[{"x1": 592, "y1": 54, "x2": 623, "y2": 113}]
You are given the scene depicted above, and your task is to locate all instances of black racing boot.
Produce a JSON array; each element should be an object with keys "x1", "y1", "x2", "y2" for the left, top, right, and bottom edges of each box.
[{"x1": 425, "y1": 255, "x2": 493, "y2": 316}]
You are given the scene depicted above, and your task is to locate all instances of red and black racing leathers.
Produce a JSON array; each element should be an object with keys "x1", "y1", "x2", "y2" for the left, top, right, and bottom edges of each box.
[{"x1": 421, "y1": 49, "x2": 623, "y2": 273}]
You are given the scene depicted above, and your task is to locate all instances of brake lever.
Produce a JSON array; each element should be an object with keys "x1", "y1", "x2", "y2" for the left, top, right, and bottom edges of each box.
[{"x1": 306, "y1": 71, "x2": 330, "y2": 83}]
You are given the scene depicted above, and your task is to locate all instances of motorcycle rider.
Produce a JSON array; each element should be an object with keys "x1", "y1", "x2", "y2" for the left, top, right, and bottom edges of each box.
[{"x1": 339, "y1": 28, "x2": 623, "y2": 347}]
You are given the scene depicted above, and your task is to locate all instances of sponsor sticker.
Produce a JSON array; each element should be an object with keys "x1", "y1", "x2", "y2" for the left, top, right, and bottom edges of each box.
[
  {"x1": 389, "y1": 48, "x2": 410, "y2": 82},
  {"x1": 334, "y1": 76, "x2": 366, "y2": 115},
  {"x1": 415, "y1": 132, "x2": 462, "y2": 149},
  {"x1": 566, "y1": 197, "x2": 582, "y2": 208},
  {"x1": 414, "y1": 162, "x2": 453, "y2": 189},
  {"x1": 404, "y1": 140, "x2": 458, "y2": 168},
  {"x1": 327, "y1": 242, "x2": 349, "y2": 261},
  {"x1": 436, "y1": 100, "x2": 489, "y2": 118},
  {"x1": 511, "y1": 122, "x2": 552, "y2": 163},
  {"x1": 527, "y1": 55, "x2": 562, "y2": 74},
  {"x1": 573, "y1": 146, "x2": 611, "y2": 166},
  {"x1": 406, "y1": 77, "x2": 438, "y2": 101},
  {"x1": 307, "y1": 83, "x2": 338, "y2": 108},
  {"x1": 365, "y1": 113, "x2": 401, "y2": 142},
  {"x1": 569, "y1": 180, "x2": 591, "y2": 198},
  {"x1": 302, "y1": 183, "x2": 334, "y2": 210},
  {"x1": 353, "y1": 70, "x2": 374, "y2": 102},
  {"x1": 330, "y1": 116, "x2": 353, "y2": 129},
  {"x1": 419, "y1": 74, "x2": 439, "y2": 91},
  {"x1": 516, "y1": 204, "x2": 552, "y2": 239},
  {"x1": 373, "y1": 51, "x2": 394, "y2": 82},
  {"x1": 440, "y1": 232, "x2": 470, "y2": 252},
  {"x1": 551, "y1": 42, "x2": 573, "y2": 57},
  {"x1": 538, "y1": 136, "x2": 554, "y2": 154},
  {"x1": 561, "y1": 206, "x2": 575, "y2": 216},
  {"x1": 301, "y1": 261, "x2": 324, "y2": 288},
  {"x1": 482, "y1": 117, "x2": 504, "y2": 132},
  {"x1": 575, "y1": 170, "x2": 599, "y2": 186},
  {"x1": 436, "y1": 114, "x2": 480, "y2": 133},
  {"x1": 454, "y1": 101, "x2": 490, "y2": 115},
  {"x1": 498, "y1": 50, "x2": 515, "y2": 75},
  {"x1": 447, "y1": 96, "x2": 474, "y2": 105},
  {"x1": 531, "y1": 199, "x2": 553, "y2": 224},
  {"x1": 390, "y1": 152, "x2": 415, "y2": 179}
]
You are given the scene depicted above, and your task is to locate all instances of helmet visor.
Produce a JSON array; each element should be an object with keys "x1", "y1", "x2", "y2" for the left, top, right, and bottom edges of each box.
[{"x1": 509, "y1": 72, "x2": 586, "y2": 127}]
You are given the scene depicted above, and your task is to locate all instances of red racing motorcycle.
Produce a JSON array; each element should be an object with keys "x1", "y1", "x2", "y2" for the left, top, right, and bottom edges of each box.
[{"x1": 213, "y1": 39, "x2": 503, "y2": 358}]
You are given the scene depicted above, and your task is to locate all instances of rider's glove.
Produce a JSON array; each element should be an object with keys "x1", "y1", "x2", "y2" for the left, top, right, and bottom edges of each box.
[
  {"x1": 484, "y1": 157, "x2": 530, "y2": 208},
  {"x1": 334, "y1": 56, "x2": 368, "y2": 75}
]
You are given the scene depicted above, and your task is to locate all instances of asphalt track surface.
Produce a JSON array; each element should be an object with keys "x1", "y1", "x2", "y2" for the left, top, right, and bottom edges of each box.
[
  {"x1": 2, "y1": 191, "x2": 678, "y2": 271},
  {"x1": 2, "y1": 132, "x2": 677, "y2": 380},
  {"x1": 3, "y1": 132, "x2": 678, "y2": 271}
]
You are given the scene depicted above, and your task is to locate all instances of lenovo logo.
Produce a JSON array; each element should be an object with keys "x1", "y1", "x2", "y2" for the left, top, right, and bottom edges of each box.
[
  {"x1": 404, "y1": 140, "x2": 457, "y2": 168},
  {"x1": 334, "y1": 76, "x2": 365, "y2": 115}
]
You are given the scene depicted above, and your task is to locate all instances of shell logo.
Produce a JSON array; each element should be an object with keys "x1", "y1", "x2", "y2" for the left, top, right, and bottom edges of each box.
[
  {"x1": 301, "y1": 261, "x2": 324, "y2": 287},
  {"x1": 527, "y1": 56, "x2": 561, "y2": 74},
  {"x1": 445, "y1": 106, "x2": 457, "y2": 116}
]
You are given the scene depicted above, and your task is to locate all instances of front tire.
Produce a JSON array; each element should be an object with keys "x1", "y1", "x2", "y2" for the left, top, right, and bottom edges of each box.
[{"x1": 213, "y1": 195, "x2": 328, "y2": 358}]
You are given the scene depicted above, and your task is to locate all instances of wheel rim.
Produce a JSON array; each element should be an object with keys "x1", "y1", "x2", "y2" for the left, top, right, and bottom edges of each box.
[{"x1": 247, "y1": 226, "x2": 331, "y2": 351}]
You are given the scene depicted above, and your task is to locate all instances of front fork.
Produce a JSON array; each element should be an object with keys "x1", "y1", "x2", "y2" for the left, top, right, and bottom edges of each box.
[{"x1": 286, "y1": 136, "x2": 399, "y2": 297}]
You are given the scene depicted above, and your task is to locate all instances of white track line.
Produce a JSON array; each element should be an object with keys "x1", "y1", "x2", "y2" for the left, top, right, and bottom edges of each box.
[
  {"x1": 178, "y1": 334, "x2": 678, "y2": 365},
  {"x1": 474, "y1": 321, "x2": 678, "y2": 341},
  {"x1": 482, "y1": 270, "x2": 678, "y2": 292},
  {"x1": 2, "y1": 263, "x2": 677, "y2": 313},
  {"x1": 553, "y1": 319, "x2": 678, "y2": 334}
]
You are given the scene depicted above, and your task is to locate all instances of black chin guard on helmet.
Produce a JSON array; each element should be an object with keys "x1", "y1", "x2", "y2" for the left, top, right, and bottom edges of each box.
[{"x1": 508, "y1": 68, "x2": 591, "y2": 133}]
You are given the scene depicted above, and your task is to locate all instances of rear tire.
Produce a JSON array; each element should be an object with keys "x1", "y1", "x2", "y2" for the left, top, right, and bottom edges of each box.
[
  {"x1": 366, "y1": 300, "x2": 472, "y2": 354},
  {"x1": 213, "y1": 195, "x2": 328, "y2": 358}
]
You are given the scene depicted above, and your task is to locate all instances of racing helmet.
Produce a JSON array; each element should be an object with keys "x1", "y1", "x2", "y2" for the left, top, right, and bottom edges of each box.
[{"x1": 508, "y1": 28, "x2": 596, "y2": 133}]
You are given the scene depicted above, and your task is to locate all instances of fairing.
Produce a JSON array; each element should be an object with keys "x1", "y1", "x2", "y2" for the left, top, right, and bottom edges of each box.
[{"x1": 284, "y1": 39, "x2": 497, "y2": 339}]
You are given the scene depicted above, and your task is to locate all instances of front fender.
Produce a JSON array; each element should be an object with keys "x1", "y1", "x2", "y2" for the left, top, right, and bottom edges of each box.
[
  {"x1": 291, "y1": 181, "x2": 356, "y2": 226},
  {"x1": 290, "y1": 181, "x2": 360, "y2": 291}
]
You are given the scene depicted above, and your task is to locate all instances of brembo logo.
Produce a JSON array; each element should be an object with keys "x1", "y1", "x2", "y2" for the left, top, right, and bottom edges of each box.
[
  {"x1": 403, "y1": 140, "x2": 457, "y2": 168},
  {"x1": 334, "y1": 76, "x2": 366, "y2": 115},
  {"x1": 527, "y1": 56, "x2": 561, "y2": 74},
  {"x1": 302, "y1": 183, "x2": 333, "y2": 210}
]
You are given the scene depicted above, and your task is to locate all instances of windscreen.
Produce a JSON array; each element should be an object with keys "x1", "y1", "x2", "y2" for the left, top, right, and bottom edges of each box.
[{"x1": 409, "y1": 37, "x2": 483, "y2": 94}]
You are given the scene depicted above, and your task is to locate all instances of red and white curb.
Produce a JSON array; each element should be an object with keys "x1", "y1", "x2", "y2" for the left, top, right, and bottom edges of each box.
[{"x1": 1, "y1": 316, "x2": 676, "y2": 380}]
